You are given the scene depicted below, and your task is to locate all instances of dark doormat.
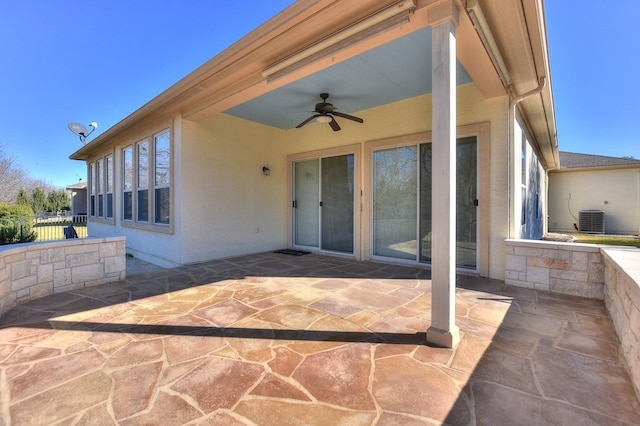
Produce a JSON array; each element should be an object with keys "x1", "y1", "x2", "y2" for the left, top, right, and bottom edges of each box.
[{"x1": 273, "y1": 249, "x2": 311, "y2": 256}]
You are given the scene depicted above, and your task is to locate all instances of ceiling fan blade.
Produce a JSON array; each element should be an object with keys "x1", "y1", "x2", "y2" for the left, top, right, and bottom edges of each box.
[
  {"x1": 296, "y1": 114, "x2": 320, "y2": 128},
  {"x1": 332, "y1": 111, "x2": 364, "y2": 123},
  {"x1": 329, "y1": 117, "x2": 341, "y2": 131}
]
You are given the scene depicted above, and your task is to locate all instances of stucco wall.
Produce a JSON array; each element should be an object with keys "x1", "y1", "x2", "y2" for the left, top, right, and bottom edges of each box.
[
  {"x1": 86, "y1": 116, "x2": 183, "y2": 267},
  {"x1": 70, "y1": 188, "x2": 87, "y2": 216},
  {"x1": 82, "y1": 82, "x2": 522, "y2": 280},
  {"x1": 549, "y1": 168, "x2": 640, "y2": 235},
  {"x1": 458, "y1": 85, "x2": 509, "y2": 279},
  {"x1": 179, "y1": 115, "x2": 288, "y2": 264},
  {"x1": 283, "y1": 84, "x2": 510, "y2": 279}
]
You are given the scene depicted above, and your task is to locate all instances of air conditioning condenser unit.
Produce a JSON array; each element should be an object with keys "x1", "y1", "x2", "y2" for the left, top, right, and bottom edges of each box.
[{"x1": 579, "y1": 210, "x2": 605, "y2": 234}]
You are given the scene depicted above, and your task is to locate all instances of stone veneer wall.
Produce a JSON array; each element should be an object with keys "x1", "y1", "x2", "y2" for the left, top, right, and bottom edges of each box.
[
  {"x1": 0, "y1": 237, "x2": 126, "y2": 317},
  {"x1": 505, "y1": 239, "x2": 640, "y2": 399},
  {"x1": 601, "y1": 246, "x2": 640, "y2": 399},
  {"x1": 505, "y1": 239, "x2": 604, "y2": 299}
]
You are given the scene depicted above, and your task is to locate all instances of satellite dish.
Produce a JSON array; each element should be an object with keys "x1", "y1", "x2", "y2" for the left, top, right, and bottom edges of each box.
[
  {"x1": 68, "y1": 122, "x2": 89, "y2": 136},
  {"x1": 68, "y1": 121, "x2": 97, "y2": 144}
]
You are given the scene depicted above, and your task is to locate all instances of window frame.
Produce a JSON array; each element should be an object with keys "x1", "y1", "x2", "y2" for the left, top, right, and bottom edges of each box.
[
  {"x1": 136, "y1": 139, "x2": 150, "y2": 223},
  {"x1": 106, "y1": 154, "x2": 114, "y2": 219},
  {"x1": 123, "y1": 145, "x2": 134, "y2": 221},
  {"x1": 97, "y1": 158, "x2": 104, "y2": 217},
  {"x1": 153, "y1": 130, "x2": 171, "y2": 225},
  {"x1": 120, "y1": 125, "x2": 173, "y2": 234},
  {"x1": 87, "y1": 150, "x2": 115, "y2": 224},
  {"x1": 89, "y1": 162, "x2": 96, "y2": 217},
  {"x1": 361, "y1": 123, "x2": 491, "y2": 277}
]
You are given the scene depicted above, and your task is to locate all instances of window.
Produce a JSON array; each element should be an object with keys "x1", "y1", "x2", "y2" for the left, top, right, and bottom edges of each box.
[
  {"x1": 106, "y1": 155, "x2": 113, "y2": 218},
  {"x1": 123, "y1": 146, "x2": 133, "y2": 221},
  {"x1": 97, "y1": 158, "x2": 104, "y2": 217},
  {"x1": 137, "y1": 140, "x2": 149, "y2": 222},
  {"x1": 89, "y1": 163, "x2": 96, "y2": 216},
  {"x1": 154, "y1": 131, "x2": 170, "y2": 224},
  {"x1": 88, "y1": 153, "x2": 115, "y2": 221},
  {"x1": 121, "y1": 128, "x2": 171, "y2": 229}
]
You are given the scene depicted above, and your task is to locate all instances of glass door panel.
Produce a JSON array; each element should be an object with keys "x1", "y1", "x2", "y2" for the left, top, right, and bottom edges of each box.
[
  {"x1": 455, "y1": 137, "x2": 477, "y2": 268},
  {"x1": 418, "y1": 137, "x2": 477, "y2": 268},
  {"x1": 419, "y1": 144, "x2": 433, "y2": 263},
  {"x1": 294, "y1": 159, "x2": 319, "y2": 248},
  {"x1": 321, "y1": 154, "x2": 354, "y2": 253},
  {"x1": 372, "y1": 146, "x2": 417, "y2": 260}
]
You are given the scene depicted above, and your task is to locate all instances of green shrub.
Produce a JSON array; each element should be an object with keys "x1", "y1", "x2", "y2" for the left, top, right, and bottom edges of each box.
[{"x1": 0, "y1": 203, "x2": 37, "y2": 244}]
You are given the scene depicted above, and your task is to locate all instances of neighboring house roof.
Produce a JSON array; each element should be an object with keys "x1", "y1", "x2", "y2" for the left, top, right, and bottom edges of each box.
[
  {"x1": 66, "y1": 180, "x2": 87, "y2": 191},
  {"x1": 558, "y1": 151, "x2": 640, "y2": 170},
  {"x1": 69, "y1": 0, "x2": 557, "y2": 168}
]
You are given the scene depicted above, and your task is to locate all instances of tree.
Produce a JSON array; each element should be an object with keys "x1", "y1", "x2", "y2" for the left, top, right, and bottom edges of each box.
[
  {"x1": 46, "y1": 190, "x2": 71, "y2": 212},
  {"x1": 31, "y1": 188, "x2": 47, "y2": 214},
  {"x1": 0, "y1": 146, "x2": 63, "y2": 203},
  {"x1": 0, "y1": 203, "x2": 37, "y2": 244},
  {"x1": 0, "y1": 147, "x2": 28, "y2": 203},
  {"x1": 16, "y1": 189, "x2": 29, "y2": 206}
]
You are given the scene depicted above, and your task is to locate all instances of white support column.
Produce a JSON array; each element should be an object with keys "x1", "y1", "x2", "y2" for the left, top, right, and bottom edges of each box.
[{"x1": 427, "y1": 2, "x2": 460, "y2": 348}]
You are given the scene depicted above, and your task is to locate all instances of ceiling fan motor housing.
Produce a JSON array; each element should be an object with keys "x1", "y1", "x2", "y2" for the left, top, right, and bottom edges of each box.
[{"x1": 296, "y1": 93, "x2": 363, "y2": 131}]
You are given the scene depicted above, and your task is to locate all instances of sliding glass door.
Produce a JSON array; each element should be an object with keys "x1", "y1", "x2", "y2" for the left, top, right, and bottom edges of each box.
[
  {"x1": 293, "y1": 154, "x2": 354, "y2": 254},
  {"x1": 372, "y1": 146, "x2": 417, "y2": 260},
  {"x1": 294, "y1": 159, "x2": 319, "y2": 248},
  {"x1": 372, "y1": 137, "x2": 477, "y2": 269}
]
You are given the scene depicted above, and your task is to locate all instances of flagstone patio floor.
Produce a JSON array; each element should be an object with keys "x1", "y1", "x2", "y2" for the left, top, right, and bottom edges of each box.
[{"x1": 1, "y1": 252, "x2": 639, "y2": 425}]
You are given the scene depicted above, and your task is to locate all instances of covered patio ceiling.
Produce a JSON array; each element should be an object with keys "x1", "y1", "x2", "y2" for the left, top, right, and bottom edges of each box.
[
  {"x1": 70, "y1": 0, "x2": 558, "y2": 168},
  {"x1": 223, "y1": 27, "x2": 472, "y2": 130}
]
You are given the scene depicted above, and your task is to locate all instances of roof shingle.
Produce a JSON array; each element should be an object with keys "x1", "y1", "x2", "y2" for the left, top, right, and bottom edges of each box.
[{"x1": 559, "y1": 151, "x2": 640, "y2": 169}]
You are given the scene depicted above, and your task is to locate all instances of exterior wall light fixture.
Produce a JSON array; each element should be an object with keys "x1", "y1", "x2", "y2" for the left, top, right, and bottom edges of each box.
[{"x1": 262, "y1": 166, "x2": 270, "y2": 176}]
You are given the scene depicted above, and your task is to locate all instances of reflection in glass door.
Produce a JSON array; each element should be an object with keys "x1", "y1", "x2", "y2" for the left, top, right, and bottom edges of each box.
[
  {"x1": 372, "y1": 137, "x2": 477, "y2": 269},
  {"x1": 294, "y1": 160, "x2": 319, "y2": 247},
  {"x1": 372, "y1": 146, "x2": 417, "y2": 260},
  {"x1": 455, "y1": 137, "x2": 478, "y2": 268},
  {"x1": 293, "y1": 154, "x2": 354, "y2": 254}
]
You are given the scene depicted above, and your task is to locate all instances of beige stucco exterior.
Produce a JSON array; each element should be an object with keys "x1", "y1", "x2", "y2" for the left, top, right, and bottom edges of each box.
[
  {"x1": 70, "y1": 0, "x2": 558, "y2": 348},
  {"x1": 87, "y1": 83, "x2": 520, "y2": 279},
  {"x1": 72, "y1": 0, "x2": 557, "y2": 285},
  {"x1": 549, "y1": 167, "x2": 640, "y2": 235}
]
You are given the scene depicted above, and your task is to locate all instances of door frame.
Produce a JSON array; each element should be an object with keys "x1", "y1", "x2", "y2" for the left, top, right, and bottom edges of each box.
[
  {"x1": 363, "y1": 123, "x2": 490, "y2": 276},
  {"x1": 287, "y1": 144, "x2": 362, "y2": 258}
]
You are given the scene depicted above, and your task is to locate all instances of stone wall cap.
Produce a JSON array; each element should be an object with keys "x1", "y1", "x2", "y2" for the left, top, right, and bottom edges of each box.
[
  {"x1": 505, "y1": 239, "x2": 601, "y2": 252},
  {"x1": 601, "y1": 247, "x2": 640, "y2": 288},
  {"x1": 0, "y1": 236, "x2": 126, "y2": 255}
]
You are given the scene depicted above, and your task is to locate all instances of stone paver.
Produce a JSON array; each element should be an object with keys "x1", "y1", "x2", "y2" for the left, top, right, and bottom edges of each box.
[{"x1": 1, "y1": 252, "x2": 639, "y2": 425}]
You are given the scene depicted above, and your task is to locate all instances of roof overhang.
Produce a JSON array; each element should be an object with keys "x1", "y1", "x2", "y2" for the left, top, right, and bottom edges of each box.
[
  {"x1": 70, "y1": 0, "x2": 557, "y2": 170},
  {"x1": 466, "y1": 0, "x2": 558, "y2": 169}
]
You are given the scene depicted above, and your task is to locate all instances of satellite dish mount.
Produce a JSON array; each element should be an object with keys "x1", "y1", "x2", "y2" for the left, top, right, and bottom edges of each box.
[{"x1": 68, "y1": 121, "x2": 98, "y2": 144}]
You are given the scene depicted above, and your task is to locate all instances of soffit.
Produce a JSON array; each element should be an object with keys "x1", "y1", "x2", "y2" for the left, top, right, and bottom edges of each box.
[
  {"x1": 472, "y1": 0, "x2": 558, "y2": 169},
  {"x1": 71, "y1": 0, "x2": 556, "y2": 168}
]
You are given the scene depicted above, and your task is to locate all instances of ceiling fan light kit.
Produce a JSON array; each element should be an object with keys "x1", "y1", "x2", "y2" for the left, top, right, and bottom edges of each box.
[{"x1": 296, "y1": 93, "x2": 364, "y2": 132}]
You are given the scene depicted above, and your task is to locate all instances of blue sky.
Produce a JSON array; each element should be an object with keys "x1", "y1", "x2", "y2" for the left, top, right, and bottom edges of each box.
[{"x1": 1, "y1": 1, "x2": 638, "y2": 189}]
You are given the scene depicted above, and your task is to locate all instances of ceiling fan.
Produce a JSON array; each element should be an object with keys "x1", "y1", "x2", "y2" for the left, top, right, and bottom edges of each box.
[{"x1": 296, "y1": 93, "x2": 364, "y2": 131}]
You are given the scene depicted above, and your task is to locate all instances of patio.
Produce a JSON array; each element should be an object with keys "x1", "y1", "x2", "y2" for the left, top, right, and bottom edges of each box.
[{"x1": 1, "y1": 252, "x2": 639, "y2": 425}]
